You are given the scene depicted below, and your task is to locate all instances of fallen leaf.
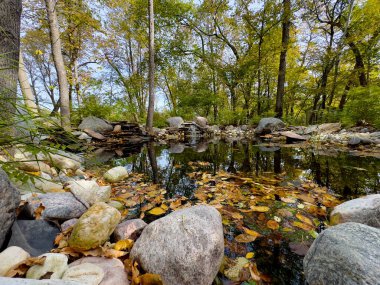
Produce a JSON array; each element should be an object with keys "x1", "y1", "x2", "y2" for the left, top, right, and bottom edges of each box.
[
  {"x1": 243, "y1": 227, "x2": 261, "y2": 238},
  {"x1": 114, "y1": 239, "x2": 134, "y2": 251},
  {"x1": 170, "y1": 199, "x2": 181, "y2": 210},
  {"x1": 250, "y1": 206, "x2": 270, "y2": 212},
  {"x1": 139, "y1": 273, "x2": 164, "y2": 285},
  {"x1": 245, "y1": 252, "x2": 255, "y2": 259},
  {"x1": 148, "y1": 207, "x2": 166, "y2": 215},
  {"x1": 5, "y1": 257, "x2": 46, "y2": 277},
  {"x1": 292, "y1": 221, "x2": 314, "y2": 231},
  {"x1": 34, "y1": 203, "x2": 45, "y2": 220},
  {"x1": 267, "y1": 220, "x2": 279, "y2": 230},
  {"x1": 235, "y1": 234, "x2": 257, "y2": 243},
  {"x1": 296, "y1": 213, "x2": 313, "y2": 226},
  {"x1": 231, "y1": 212, "x2": 244, "y2": 220}
]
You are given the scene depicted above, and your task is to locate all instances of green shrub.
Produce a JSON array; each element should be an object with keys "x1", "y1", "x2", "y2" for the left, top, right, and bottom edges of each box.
[{"x1": 341, "y1": 86, "x2": 380, "y2": 129}]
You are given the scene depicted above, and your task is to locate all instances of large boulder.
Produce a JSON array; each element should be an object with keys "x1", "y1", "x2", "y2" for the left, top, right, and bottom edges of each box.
[
  {"x1": 0, "y1": 169, "x2": 20, "y2": 248},
  {"x1": 166, "y1": 117, "x2": 184, "y2": 128},
  {"x1": 26, "y1": 192, "x2": 87, "y2": 220},
  {"x1": 130, "y1": 205, "x2": 224, "y2": 285},
  {"x1": 68, "y1": 257, "x2": 129, "y2": 285},
  {"x1": 330, "y1": 194, "x2": 380, "y2": 228},
  {"x1": 78, "y1": 116, "x2": 113, "y2": 133},
  {"x1": 68, "y1": 202, "x2": 121, "y2": 250},
  {"x1": 304, "y1": 222, "x2": 380, "y2": 285},
  {"x1": 113, "y1": 219, "x2": 147, "y2": 241},
  {"x1": 194, "y1": 116, "x2": 208, "y2": 128},
  {"x1": 103, "y1": 166, "x2": 128, "y2": 183},
  {"x1": 255, "y1": 117, "x2": 285, "y2": 134},
  {"x1": 7, "y1": 220, "x2": 60, "y2": 256}
]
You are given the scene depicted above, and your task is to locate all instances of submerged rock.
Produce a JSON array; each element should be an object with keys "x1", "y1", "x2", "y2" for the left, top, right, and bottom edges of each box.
[
  {"x1": 62, "y1": 263, "x2": 104, "y2": 285},
  {"x1": 26, "y1": 253, "x2": 68, "y2": 279},
  {"x1": 113, "y1": 219, "x2": 147, "y2": 241},
  {"x1": 330, "y1": 194, "x2": 380, "y2": 228},
  {"x1": 78, "y1": 116, "x2": 113, "y2": 133},
  {"x1": 7, "y1": 220, "x2": 60, "y2": 256},
  {"x1": 103, "y1": 166, "x2": 128, "y2": 183},
  {"x1": 166, "y1": 117, "x2": 184, "y2": 128},
  {"x1": 68, "y1": 257, "x2": 129, "y2": 285},
  {"x1": 304, "y1": 222, "x2": 380, "y2": 285},
  {"x1": 26, "y1": 192, "x2": 87, "y2": 220},
  {"x1": 68, "y1": 202, "x2": 121, "y2": 250},
  {"x1": 0, "y1": 246, "x2": 30, "y2": 276},
  {"x1": 130, "y1": 205, "x2": 224, "y2": 285},
  {"x1": 255, "y1": 118, "x2": 285, "y2": 134},
  {"x1": 0, "y1": 169, "x2": 20, "y2": 248}
]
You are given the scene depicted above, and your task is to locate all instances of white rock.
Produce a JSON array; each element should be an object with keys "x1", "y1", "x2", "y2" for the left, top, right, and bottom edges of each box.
[
  {"x1": 0, "y1": 246, "x2": 30, "y2": 276},
  {"x1": 67, "y1": 180, "x2": 111, "y2": 207},
  {"x1": 0, "y1": 277, "x2": 82, "y2": 284},
  {"x1": 26, "y1": 253, "x2": 68, "y2": 280},
  {"x1": 62, "y1": 263, "x2": 104, "y2": 285},
  {"x1": 103, "y1": 166, "x2": 128, "y2": 183}
]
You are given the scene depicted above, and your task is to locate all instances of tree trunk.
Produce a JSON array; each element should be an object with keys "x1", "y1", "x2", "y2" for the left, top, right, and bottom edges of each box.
[
  {"x1": 275, "y1": 0, "x2": 290, "y2": 119},
  {"x1": 19, "y1": 51, "x2": 38, "y2": 114},
  {"x1": 0, "y1": 0, "x2": 22, "y2": 119},
  {"x1": 146, "y1": 0, "x2": 155, "y2": 133},
  {"x1": 45, "y1": 0, "x2": 71, "y2": 130}
]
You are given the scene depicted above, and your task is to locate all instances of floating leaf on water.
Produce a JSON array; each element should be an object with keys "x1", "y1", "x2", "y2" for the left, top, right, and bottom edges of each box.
[
  {"x1": 297, "y1": 203, "x2": 305, "y2": 209},
  {"x1": 281, "y1": 197, "x2": 297, "y2": 203},
  {"x1": 235, "y1": 234, "x2": 258, "y2": 243},
  {"x1": 223, "y1": 257, "x2": 249, "y2": 281},
  {"x1": 308, "y1": 230, "x2": 319, "y2": 238},
  {"x1": 250, "y1": 206, "x2": 270, "y2": 212},
  {"x1": 114, "y1": 239, "x2": 134, "y2": 251},
  {"x1": 296, "y1": 213, "x2": 313, "y2": 226},
  {"x1": 169, "y1": 199, "x2": 182, "y2": 210},
  {"x1": 160, "y1": 204, "x2": 169, "y2": 211},
  {"x1": 273, "y1": 216, "x2": 281, "y2": 223},
  {"x1": 245, "y1": 252, "x2": 255, "y2": 259},
  {"x1": 243, "y1": 227, "x2": 261, "y2": 238},
  {"x1": 148, "y1": 207, "x2": 166, "y2": 216},
  {"x1": 266, "y1": 220, "x2": 279, "y2": 230},
  {"x1": 297, "y1": 193, "x2": 315, "y2": 204},
  {"x1": 231, "y1": 212, "x2": 244, "y2": 220},
  {"x1": 248, "y1": 263, "x2": 261, "y2": 282},
  {"x1": 292, "y1": 221, "x2": 314, "y2": 231}
]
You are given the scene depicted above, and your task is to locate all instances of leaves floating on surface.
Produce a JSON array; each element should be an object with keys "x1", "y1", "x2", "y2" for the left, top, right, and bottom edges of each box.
[
  {"x1": 235, "y1": 234, "x2": 258, "y2": 243},
  {"x1": 148, "y1": 207, "x2": 166, "y2": 215},
  {"x1": 266, "y1": 220, "x2": 280, "y2": 230}
]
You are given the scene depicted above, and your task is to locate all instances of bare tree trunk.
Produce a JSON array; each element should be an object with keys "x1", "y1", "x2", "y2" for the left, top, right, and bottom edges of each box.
[
  {"x1": 19, "y1": 51, "x2": 38, "y2": 114},
  {"x1": 44, "y1": 0, "x2": 71, "y2": 130},
  {"x1": 0, "y1": 0, "x2": 22, "y2": 119},
  {"x1": 275, "y1": 0, "x2": 290, "y2": 119},
  {"x1": 146, "y1": 0, "x2": 155, "y2": 133}
]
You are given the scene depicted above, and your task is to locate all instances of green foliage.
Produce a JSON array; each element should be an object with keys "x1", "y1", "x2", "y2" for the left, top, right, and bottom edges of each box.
[
  {"x1": 341, "y1": 86, "x2": 380, "y2": 128},
  {"x1": 153, "y1": 111, "x2": 170, "y2": 128}
]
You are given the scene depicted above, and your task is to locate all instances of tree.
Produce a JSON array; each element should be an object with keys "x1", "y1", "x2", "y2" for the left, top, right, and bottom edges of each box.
[
  {"x1": 0, "y1": 0, "x2": 22, "y2": 118},
  {"x1": 275, "y1": 0, "x2": 291, "y2": 119},
  {"x1": 44, "y1": 0, "x2": 71, "y2": 130},
  {"x1": 146, "y1": 0, "x2": 155, "y2": 133},
  {"x1": 18, "y1": 51, "x2": 39, "y2": 114}
]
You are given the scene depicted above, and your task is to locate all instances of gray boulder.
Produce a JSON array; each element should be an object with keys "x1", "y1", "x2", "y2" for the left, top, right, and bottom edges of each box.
[
  {"x1": 168, "y1": 143, "x2": 185, "y2": 154},
  {"x1": 130, "y1": 205, "x2": 224, "y2": 285},
  {"x1": 330, "y1": 194, "x2": 380, "y2": 228},
  {"x1": 194, "y1": 116, "x2": 208, "y2": 128},
  {"x1": 166, "y1": 117, "x2": 184, "y2": 128},
  {"x1": 0, "y1": 169, "x2": 20, "y2": 248},
  {"x1": 255, "y1": 117, "x2": 285, "y2": 134},
  {"x1": 304, "y1": 222, "x2": 380, "y2": 285},
  {"x1": 26, "y1": 192, "x2": 87, "y2": 220},
  {"x1": 7, "y1": 220, "x2": 60, "y2": 256},
  {"x1": 113, "y1": 219, "x2": 147, "y2": 241},
  {"x1": 78, "y1": 116, "x2": 113, "y2": 133}
]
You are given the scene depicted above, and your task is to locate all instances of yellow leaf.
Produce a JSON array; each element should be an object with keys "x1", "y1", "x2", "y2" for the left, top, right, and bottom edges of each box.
[
  {"x1": 292, "y1": 221, "x2": 314, "y2": 231},
  {"x1": 235, "y1": 234, "x2": 257, "y2": 243},
  {"x1": 148, "y1": 207, "x2": 166, "y2": 215},
  {"x1": 245, "y1": 252, "x2": 255, "y2": 259},
  {"x1": 231, "y1": 212, "x2": 243, "y2": 220},
  {"x1": 170, "y1": 200, "x2": 182, "y2": 209},
  {"x1": 160, "y1": 204, "x2": 168, "y2": 211},
  {"x1": 296, "y1": 213, "x2": 313, "y2": 226},
  {"x1": 139, "y1": 273, "x2": 164, "y2": 285},
  {"x1": 267, "y1": 220, "x2": 279, "y2": 230},
  {"x1": 250, "y1": 206, "x2": 270, "y2": 212},
  {"x1": 243, "y1": 227, "x2": 261, "y2": 238},
  {"x1": 114, "y1": 239, "x2": 134, "y2": 251}
]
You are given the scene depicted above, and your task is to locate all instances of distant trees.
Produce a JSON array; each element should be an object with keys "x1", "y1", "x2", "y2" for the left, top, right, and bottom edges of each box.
[{"x1": 146, "y1": 0, "x2": 155, "y2": 133}]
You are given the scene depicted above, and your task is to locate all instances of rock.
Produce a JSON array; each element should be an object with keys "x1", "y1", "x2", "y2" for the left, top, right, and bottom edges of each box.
[
  {"x1": 195, "y1": 142, "x2": 208, "y2": 153},
  {"x1": 34, "y1": 174, "x2": 64, "y2": 193},
  {"x1": 113, "y1": 125, "x2": 122, "y2": 133},
  {"x1": 0, "y1": 246, "x2": 30, "y2": 276},
  {"x1": 255, "y1": 118, "x2": 285, "y2": 134},
  {"x1": 304, "y1": 222, "x2": 380, "y2": 285},
  {"x1": 7, "y1": 220, "x2": 60, "y2": 256},
  {"x1": 280, "y1": 131, "x2": 308, "y2": 143},
  {"x1": 330, "y1": 194, "x2": 380, "y2": 228},
  {"x1": 0, "y1": 169, "x2": 20, "y2": 248},
  {"x1": 259, "y1": 146, "x2": 281, "y2": 152},
  {"x1": 68, "y1": 202, "x2": 121, "y2": 250},
  {"x1": 26, "y1": 253, "x2": 68, "y2": 279},
  {"x1": 0, "y1": 278, "x2": 82, "y2": 285},
  {"x1": 41, "y1": 150, "x2": 83, "y2": 171},
  {"x1": 78, "y1": 116, "x2": 113, "y2": 133},
  {"x1": 130, "y1": 205, "x2": 224, "y2": 285},
  {"x1": 61, "y1": 219, "x2": 78, "y2": 232},
  {"x1": 168, "y1": 143, "x2": 185, "y2": 154},
  {"x1": 348, "y1": 136, "x2": 362, "y2": 146},
  {"x1": 78, "y1": 132, "x2": 92, "y2": 141},
  {"x1": 67, "y1": 180, "x2": 111, "y2": 208},
  {"x1": 62, "y1": 263, "x2": 104, "y2": 285},
  {"x1": 166, "y1": 117, "x2": 184, "y2": 128},
  {"x1": 68, "y1": 257, "x2": 129, "y2": 285},
  {"x1": 113, "y1": 219, "x2": 147, "y2": 241},
  {"x1": 26, "y1": 193, "x2": 87, "y2": 220},
  {"x1": 194, "y1": 116, "x2": 208, "y2": 128},
  {"x1": 317, "y1": 123, "x2": 341, "y2": 134},
  {"x1": 103, "y1": 166, "x2": 128, "y2": 183},
  {"x1": 83, "y1": 129, "x2": 106, "y2": 141},
  {"x1": 106, "y1": 200, "x2": 124, "y2": 210}
]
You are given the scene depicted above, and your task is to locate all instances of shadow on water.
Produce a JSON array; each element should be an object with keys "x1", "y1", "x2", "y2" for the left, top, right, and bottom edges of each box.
[{"x1": 86, "y1": 139, "x2": 379, "y2": 284}]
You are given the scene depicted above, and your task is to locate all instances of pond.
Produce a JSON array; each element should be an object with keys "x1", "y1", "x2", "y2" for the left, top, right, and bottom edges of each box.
[{"x1": 87, "y1": 140, "x2": 380, "y2": 285}]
